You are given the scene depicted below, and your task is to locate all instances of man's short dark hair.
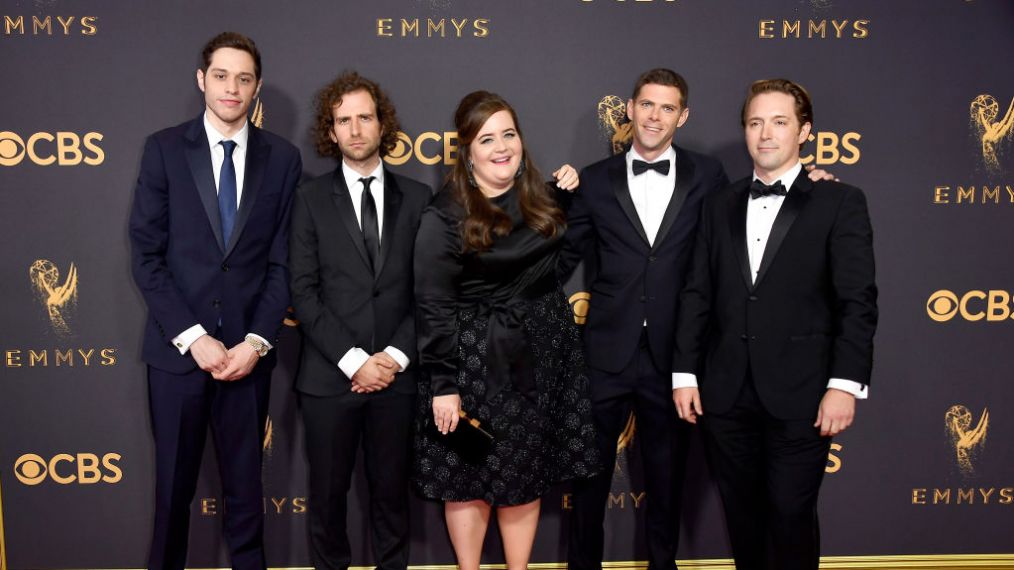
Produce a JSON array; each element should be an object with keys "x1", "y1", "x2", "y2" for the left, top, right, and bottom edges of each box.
[
  {"x1": 740, "y1": 78, "x2": 814, "y2": 128},
  {"x1": 631, "y1": 68, "x2": 689, "y2": 108},
  {"x1": 200, "y1": 32, "x2": 262, "y2": 79}
]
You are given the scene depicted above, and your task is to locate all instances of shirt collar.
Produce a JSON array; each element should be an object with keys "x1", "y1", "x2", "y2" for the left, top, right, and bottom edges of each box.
[
  {"x1": 753, "y1": 160, "x2": 802, "y2": 192},
  {"x1": 203, "y1": 113, "x2": 249, "y2": 152},
  {"x1": 627, "y1": 145, "x2": 676, "y2": 171},
  {"x1": 342, "y1": 159, "x2": 385, "y2": 192}
]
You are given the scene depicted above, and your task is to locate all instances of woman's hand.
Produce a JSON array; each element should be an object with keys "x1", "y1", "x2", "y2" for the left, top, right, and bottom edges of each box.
[
  {"x1": 552, "y1": 164, "x2": 580, "y2": 192},
  {"x1": 433, "y1": 393, "x2": 462, "y2": 434}
]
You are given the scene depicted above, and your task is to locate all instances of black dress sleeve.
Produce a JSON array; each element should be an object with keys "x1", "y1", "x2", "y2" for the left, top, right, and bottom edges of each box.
[{"x1": 414, "y1": 204, "x2": 463, "y2": 396}]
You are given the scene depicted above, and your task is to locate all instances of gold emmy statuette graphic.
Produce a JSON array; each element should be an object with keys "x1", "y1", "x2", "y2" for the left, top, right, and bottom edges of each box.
[
  {"x1": 945, "y1": 404, "x2": 988, "y2": 475},
  {"x1": 0, "y1": 474, "x2": 7, "y2": 570},
  {"x1": 598, "y1": 95, "x2": 632, "y2": 155},
  {"x1": 251, "y1": 97, "x2": 265, "y2": 129},
  {"x1": 263, "y1": 416, "x2": 274, "y2": 453},
  {"x1": 568, "y1": 291, "x2": 591, "y2": 325},
  {"x1": 970, "y1": 94, "x2": 1014, "y2": 172},
  {"x1": 29, "y1": 259, "x2": 78, "y2": 336}
]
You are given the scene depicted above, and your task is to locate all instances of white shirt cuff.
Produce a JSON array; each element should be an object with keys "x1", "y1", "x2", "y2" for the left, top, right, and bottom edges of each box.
[
  {"x1": 827, "y1": 378, "x2": 869, "y2": 399},
  {"x1": 338, "y1": 347, "x2": 370, "y2": 380},
  {"x1": 246, "y1": 333, "x2": 273, "y2": 352},
  {"x1": 384, "y1": 346, "x2": 410, "y2": 372},
  {"x1": 672, "y1": 372, "x2": 699, "y2": 390},
  {"x1": 172, "y1": 324, "x2": 208, "y2": 355}
]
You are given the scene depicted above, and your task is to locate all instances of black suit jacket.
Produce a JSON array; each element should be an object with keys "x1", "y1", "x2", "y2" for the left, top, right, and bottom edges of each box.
[
  {"x1": 559, "y1": 145, "x2": 729, "y2": 374},
  {"x1": 674, "y1": 174, "x2": 878, "y2": 419},
  {"x1": 130, "y1": 114, "x2": 302, "y2": 373},
  {"x1": 289, "y1": 167, "x2": 431, "y2": 396}
]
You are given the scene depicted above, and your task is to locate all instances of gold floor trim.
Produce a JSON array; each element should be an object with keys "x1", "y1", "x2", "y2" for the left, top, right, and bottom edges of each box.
[{"x1": 8, "y1": 554, "x2": 1014, "y2": 570}]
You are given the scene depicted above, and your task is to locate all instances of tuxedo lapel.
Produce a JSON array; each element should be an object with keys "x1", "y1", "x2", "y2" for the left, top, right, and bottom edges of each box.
[
  {"x1": 225, "y1": 125, "x2": 270, "y2": 257},
  {"x1": 609, "y1": 158, "x2": 650, "y2": 246},
  {"x1": 183, "y1": 116, "x2": 225, "y2": 253},
  {"x1": 754, "y1": 173, "x2": 812, "y2": 288},
  {"x1": 331, "y1": 170, "x2": 373, "y2": 271},
  {"x1": 374, "y1": 170, "x2": 403, "y2": 280},
  {"x1": 728, "y1": 181, "x2": 753, "y2": 290},
  {"x1": 651, "y1": 146, "x2": 696, "y2": 253}
]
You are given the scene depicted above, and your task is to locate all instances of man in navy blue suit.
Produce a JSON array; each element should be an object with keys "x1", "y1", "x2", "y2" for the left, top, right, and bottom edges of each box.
[{"x1": 129, "y1": 32, "x2": 301, "y2": 570}]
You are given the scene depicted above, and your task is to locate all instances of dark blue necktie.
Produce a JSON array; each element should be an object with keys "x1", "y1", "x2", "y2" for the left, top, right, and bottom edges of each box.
[{"x1": 218, "y1": 140, "x2": 238, "y2": 244}]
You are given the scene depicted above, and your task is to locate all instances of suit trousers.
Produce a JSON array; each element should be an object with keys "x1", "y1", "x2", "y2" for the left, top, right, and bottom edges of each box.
[
  {"x1": 701, "y1": 374, "x2": 831, "y2": 570},
  {"x1": 300, "y1": 388, "x2": 415, "y2": 570},
  {"x1": 569, "y1": 328, "x2": 689, "y2": 570},
  {"x1": 147, "y1": 364, "x2": 271, "y2": 570}
]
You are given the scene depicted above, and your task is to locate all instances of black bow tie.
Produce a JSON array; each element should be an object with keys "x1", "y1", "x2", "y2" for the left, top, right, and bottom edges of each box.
[
  {"x1": 749, "y1": 179, "x2": 787, "y2": 199},
  {"x1": 632, "y1": 159, "x2": 670, "y2": 176}
]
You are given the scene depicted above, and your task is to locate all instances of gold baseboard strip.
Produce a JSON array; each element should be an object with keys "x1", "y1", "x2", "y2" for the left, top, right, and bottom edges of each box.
[{"x1": 8, "y1": 554, "x2": 1014, "y2": 570}]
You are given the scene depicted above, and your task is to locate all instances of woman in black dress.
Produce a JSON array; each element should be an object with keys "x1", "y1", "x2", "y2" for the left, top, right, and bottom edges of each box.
[{"x1": 413, "y1": 91, "x2": 600, "y2": 569}]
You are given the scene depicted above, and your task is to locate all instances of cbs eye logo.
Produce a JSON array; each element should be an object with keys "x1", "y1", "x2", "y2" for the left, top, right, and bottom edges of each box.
[
  {"x1": 14, "y1": 452, "x2": 122, "y2": 485},
  {"x1": 927, "y1": 289, "x2": 1014, "y2": 322},
  {"x1": 383, "y1": 130, "x2": 458, "y2": 166},
  {"x1": 0, "y1": 131, "x2": 104, "y2": 166}
]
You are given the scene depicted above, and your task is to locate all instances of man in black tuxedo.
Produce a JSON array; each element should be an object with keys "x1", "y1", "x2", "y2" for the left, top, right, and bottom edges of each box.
[
  {"x1": 130, "y1": 32, "x2": 302, "y2": 570},
  {"x1": 673, "y1": 79, "x2": 877, "y2": 570},
  {"x1": 560, "y1": 69, "x2": 729, "y2": 570},
  {"x1": 288, "y1": 72, "x2": 431, "y2": 570}
]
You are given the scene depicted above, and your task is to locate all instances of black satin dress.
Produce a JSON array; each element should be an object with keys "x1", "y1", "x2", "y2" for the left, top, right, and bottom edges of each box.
[{"x1": 412, "y1": 186, "x2": 599, "y2": 506}]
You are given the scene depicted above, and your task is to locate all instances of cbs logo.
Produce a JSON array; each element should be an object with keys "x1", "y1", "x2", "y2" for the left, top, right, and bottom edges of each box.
[
  {"x1": 0, "y1": 131, "x2": 105, "y2": 166},
  {"x1": 926, "y1": 289, "x2": 1014, "y2": 322},
  {"x1": 384, "y1": 130, "x2": 458, "y2": 166},
  {"x1": 800, "y1": 131, "x2": 860, "y2": 166},
  {"x1": 14, "y1": 452, "x2": 122, "y2": 485}
]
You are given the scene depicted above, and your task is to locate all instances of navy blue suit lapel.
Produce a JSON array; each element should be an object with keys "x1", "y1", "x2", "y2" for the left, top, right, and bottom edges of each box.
[
  {"x1": 754, "y1": 172, "x2": 811, "y2": 288},
  {"x1": 225, "y1": 125, "x2": 270, "y2": 257},
  {"x1": 609, "y1": 157, "x2": 650, "y2": 246},
  {"x1": 374, "y1": 170, "x2": 403, "y2": 280},
  {"x1": 331, "y1": 170, "x2": 373, "y2": 272},
  {"x1": 183, "y1": 116, "x2": 225, "y2": 253},
  {"x1": 651, "y1": 146, "x2": 696, "y2": 253},
  {"x1": 728, "y1": 180, "x2": 753, "y2": 290}
]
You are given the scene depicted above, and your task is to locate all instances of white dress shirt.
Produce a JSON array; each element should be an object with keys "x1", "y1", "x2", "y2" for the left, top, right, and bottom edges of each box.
[
  {"x1": 672, "y1": 161, "x2": 867, "y2": 399},
  {"x1": 626, "y1": 146, "x2": 677, "y2": 247},
  {"x1": 335, "y1": 159, "x2": 410, "y2": 380},
  {"x1": 172, "y1": 115, "x2": 272, "y2": 355}
]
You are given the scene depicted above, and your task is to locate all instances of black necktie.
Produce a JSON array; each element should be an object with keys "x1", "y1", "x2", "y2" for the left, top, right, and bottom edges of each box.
[
  {"x1": 360, "y1": 176, "x2": 380, "y2": 269},
  {"x1": 749, "y1": 179, "x2": 787, "y2": 199},
  {"x1": 632, "y1": 159, "x2": 670, "y2": 176}
]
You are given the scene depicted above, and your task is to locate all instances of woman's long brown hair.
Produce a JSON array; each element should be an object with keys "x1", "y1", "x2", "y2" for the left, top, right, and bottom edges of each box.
[{"x1": 448, "y1": 91, "x2": 565, "y2": 253}]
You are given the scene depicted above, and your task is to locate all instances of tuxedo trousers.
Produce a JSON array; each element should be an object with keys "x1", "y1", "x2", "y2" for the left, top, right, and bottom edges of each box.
[
  {"x1": 147, "y1": 364, "x2": 271, "y2": 570},
  {"x1": 569, "y1": 328, "x2": 689, "y2": 570},
  {"x1": 701, "y1": 374, "x2": 831, "y2": 570},
  {"x1": 300, "y1": 388, "x2": 415, "y2": 570}
]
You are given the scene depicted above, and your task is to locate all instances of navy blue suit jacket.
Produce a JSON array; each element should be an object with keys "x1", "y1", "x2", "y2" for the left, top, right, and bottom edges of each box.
[
  {"x1": 558, "y1": 145, "x2": 728, "y2": 375},
  {"x1": 130, "y1": 114, "x2": 302, "y2": 374}
]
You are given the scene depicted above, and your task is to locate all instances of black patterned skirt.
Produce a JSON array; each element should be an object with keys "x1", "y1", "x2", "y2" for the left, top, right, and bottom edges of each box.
[{"x1": 412, "y1": 288, "x2": 601, "y2": 506}]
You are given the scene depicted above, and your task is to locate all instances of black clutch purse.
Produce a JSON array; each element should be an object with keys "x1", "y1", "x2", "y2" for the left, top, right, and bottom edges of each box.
[{"x1": 440, "y1": 410, "x2": 494, "y2": 464}]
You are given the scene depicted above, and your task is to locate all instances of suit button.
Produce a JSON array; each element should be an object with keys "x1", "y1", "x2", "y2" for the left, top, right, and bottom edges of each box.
[
  {"x1": 373, "y1": 290, "x2": 380, "y2": 298},
  {"x1": 212, "y1": 299, "x2": 221, "y2": 308},
  {"x1": 741, "y1": 334, "x2": 748, "y2": 340},
  {"x1": 639, "y1": 295, "x2": 646, "y2": 302},
  {"x1": 648, "y1": 256, "x2": 656, "y2": 263},
  {"x1": 221, "y1": 263, "x2": 229, "y2": 272},
  {"x1": 749, "y1": 295, "x2": 758, "y2": 301},
  {"x1": 750, "y1": 335, "x2": 757, "y2": 340}
]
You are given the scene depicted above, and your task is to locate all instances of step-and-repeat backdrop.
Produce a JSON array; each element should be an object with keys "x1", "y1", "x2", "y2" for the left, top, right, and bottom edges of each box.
[{"x1": 1, "y1": 1, "x2": 1012, "y2": 568}]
